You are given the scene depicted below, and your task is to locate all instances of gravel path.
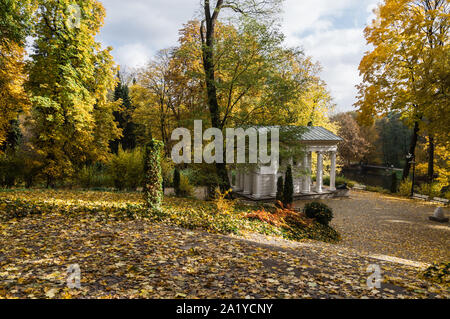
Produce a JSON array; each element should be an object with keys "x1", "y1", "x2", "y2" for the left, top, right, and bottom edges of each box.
[{"x1": 295, "y1": 190, "x2": 450, "y2": 264}]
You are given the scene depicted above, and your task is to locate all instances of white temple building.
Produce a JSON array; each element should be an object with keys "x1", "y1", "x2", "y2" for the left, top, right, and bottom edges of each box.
[{"x1": 231, "y1": 126, "x2": 343, "y2": 200}]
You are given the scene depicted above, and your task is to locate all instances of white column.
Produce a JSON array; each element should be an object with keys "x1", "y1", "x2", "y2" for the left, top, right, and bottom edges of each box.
[
  {"x1": 253, "y1": 172, "x2": 261, "y2": 199},
  {"x1": 316, "y1": 151, "x2": 324, "y2": 193},
  {"x1": 271, "y1": 174, "x2": 278, "y2": 197},
  {"x1": 303, "y1": 152, "x2": 311, "y2": 193},
  {"x1": 243, "y1": 173, "x2": 252, "y2": 195},
  {"x1": 330, "y1": 152, "x2": 337, "y2": 191}
]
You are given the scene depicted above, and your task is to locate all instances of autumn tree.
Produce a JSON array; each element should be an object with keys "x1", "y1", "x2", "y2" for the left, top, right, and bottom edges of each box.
[
  {"x1": 332, "y1": 113, "x2": 370, "y2": 167},
  {"x1": 26, "y1": 0, "x2": 120, "y2": 186},
  {"x1": 356, "y1": 0, "x2": 449, "y2": 181},
  {"x1": 199, "y1": 0, "x2": 282, "y2": 188},
  {"x1": 0, "y1": 0, "x2": 35, "y2": 151}
]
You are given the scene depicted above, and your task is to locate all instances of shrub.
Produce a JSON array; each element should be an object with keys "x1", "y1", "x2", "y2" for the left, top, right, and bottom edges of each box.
[
  {"x1": 214, "y1": 188, "x2": 235, "y2": 215},
  {"x1": 143, "y1": 139, "x2": 164, "y2": 214},
  {"x1": 276, "y1": 176, "x2": 283, "y2": 206},
  {"x1": 78, "y1": 164, "x2": 113, "y2": 189},
  {"x1": 398, "y1": 179, "x2": 412, "y2": 196},
  {"x1": 161, "y1": 157, "x2": 174, "y2": 189},
  {"x1": 108, "y1": 146, "x2": 144, "y2": 191},
  {"x1": 178, "y1": 173, "x2": 194, "y2": 197},
  {"x1": 303, "y1": 202, "x2": 333, "y2": 226},
  {"x1": 418, "y1": 183, "x2": 442, "y2": 199},
  {"x1": 283, "y1": 165, "x2": 294, "y2": 207}
]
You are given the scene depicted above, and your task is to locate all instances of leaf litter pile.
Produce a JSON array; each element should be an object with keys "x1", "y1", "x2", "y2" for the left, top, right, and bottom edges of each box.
[{"x1": 0, "y1": 190, "x2": 448, "y2": 299}]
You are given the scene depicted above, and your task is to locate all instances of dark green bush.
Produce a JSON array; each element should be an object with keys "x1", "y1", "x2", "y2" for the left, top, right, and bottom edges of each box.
[
  {"x1": 283, "y1": 165, "x2": 294, "y2": 206},
  {"x1": 276, "y1": 176, "x2": 284, "y2": 206},
  {"x1": 303, "y1": 202, "x2": 333, "y2": 226}
]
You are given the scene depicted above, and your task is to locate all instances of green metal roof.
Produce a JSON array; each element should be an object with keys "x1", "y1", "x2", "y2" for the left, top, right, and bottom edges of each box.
[{"x1": 299, "y1": 126, "x2": 342, "y2": 142}]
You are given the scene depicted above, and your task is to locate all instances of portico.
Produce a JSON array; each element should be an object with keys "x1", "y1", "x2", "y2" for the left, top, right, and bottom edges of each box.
[{"x1": 232, "y1": 126, "x2": 343, "y2": 200}]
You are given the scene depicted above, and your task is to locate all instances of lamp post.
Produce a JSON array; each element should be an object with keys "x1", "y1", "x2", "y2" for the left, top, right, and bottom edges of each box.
[{"x1": 406, "y1": 153, "x2": 416, "y2": 197}]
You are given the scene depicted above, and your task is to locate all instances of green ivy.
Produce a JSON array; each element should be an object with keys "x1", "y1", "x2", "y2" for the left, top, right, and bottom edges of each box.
[{"x1": 143, "y1": 139, "x2": 164, "y2": 215}]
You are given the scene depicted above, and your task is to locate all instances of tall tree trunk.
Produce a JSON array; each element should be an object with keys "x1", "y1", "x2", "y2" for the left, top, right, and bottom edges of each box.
[
  {"x1": 201, "y1": 0, "x2": 230, "y2": 191},
  {"x1": 427, "y1": 135, "x2": 435, "y2": 183},
  {"x1": 402, "y1": 121, "x2": 420, "y2": 180}
]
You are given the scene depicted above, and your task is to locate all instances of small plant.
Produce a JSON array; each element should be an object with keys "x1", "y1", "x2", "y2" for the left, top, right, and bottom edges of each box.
[
  {"x1": 283, "y1": 165, "x2": 294, "y2": 207},
  {"x1": 214, "y1": 188, "x2": 235, "y2": 215},
  {"x1": 398, "y1": 179, "x2": 412, "y2": 196},
  {"x1": 303, "y1": 202, "x2": 333, "y2": 226}
]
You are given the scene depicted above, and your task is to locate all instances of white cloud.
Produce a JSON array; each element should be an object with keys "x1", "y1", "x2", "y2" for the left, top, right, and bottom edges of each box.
[
  {"x1": 282, "y1": 0, "x2": 379, "y2": 112},
  {"x1": 114, "y1": 43, "x2": 150, "y2": 69}
]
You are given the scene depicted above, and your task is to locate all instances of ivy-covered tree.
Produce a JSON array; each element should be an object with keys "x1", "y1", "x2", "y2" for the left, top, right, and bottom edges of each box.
[{"x1": 143, "y1": 139, "x2": 164, "y2": 214}]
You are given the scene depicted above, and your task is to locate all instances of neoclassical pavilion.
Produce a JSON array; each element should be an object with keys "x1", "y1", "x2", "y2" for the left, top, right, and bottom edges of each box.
[{"x1": 231, "y1": 126, "x2": 343, "y2": 200}]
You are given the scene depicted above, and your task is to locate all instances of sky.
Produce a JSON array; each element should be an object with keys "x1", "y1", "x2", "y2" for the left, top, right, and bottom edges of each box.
[{"x1": 97, "y1": 0, "x2": 380, "y2": 113}]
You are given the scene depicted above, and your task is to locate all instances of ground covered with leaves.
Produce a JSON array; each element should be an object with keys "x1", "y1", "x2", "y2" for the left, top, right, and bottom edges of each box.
[
  {"x1": 0, "y1": 190, "x2": 448, "y2": 299},
  {"x1": 296, "y1": 191, "x2": 450, "y2": 264}
]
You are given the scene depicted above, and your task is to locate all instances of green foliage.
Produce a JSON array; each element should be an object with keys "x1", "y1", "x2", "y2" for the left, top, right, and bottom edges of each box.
[
  {"x1": 160, "y1": 157, "x2": 174, "y2": 189},
  {"x1": 398, "y1": 179, "x2": 412, "y2": 196},
  {"x1": 143, "y1": 139, "x2": 164, "y2": 214},
  {"x1": 303, "y1": 202, "x2": 333, "y2": 226},
  {"x1": 324, "y1": 176, "x2": 355, "y2": 189},
  {"x1": 0, "y1": 151, "x2": 22, "y2": 187},
  {"x1": 78, "y1": 164, "x2": 113, "y2": 190},
  {"x1": 108, "y1": 147, "x2": 144, "y2": 191},
  {"x1": 283, "y1": 165, "x2": 294, "y2": 206},
  {"x1": 178, "y1": 174, "x2": 194, "y2": 197},
  {"x1": 173, "y1": 167, "x2": 181, "y2": 196},
  {"x1": 417, "y1": 183, "x2": 442, "y2": 199},
  {"x1": 276, "y1": 176, "x2": 283, "y2": 206}
]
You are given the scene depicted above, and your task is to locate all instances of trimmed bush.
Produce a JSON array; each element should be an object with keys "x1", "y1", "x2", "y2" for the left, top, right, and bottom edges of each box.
[
  {"x1": 303, "y1": 202, "x2": 333, "y2": 226},
  {"x1": 143, "y1": 139, "x2": 164, "y2": 214},
  {"x1": 283, "y1": 165, "x2": 294, "y2": 206}
]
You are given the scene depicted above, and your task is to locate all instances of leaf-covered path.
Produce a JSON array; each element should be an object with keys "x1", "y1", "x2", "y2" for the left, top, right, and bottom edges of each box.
[
  {"x1": 0, "y1": 207, "x2": 448, "y2": 299},
  {"x1": 295, "y1": 191, "x2": 450, "y2": 264}
]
